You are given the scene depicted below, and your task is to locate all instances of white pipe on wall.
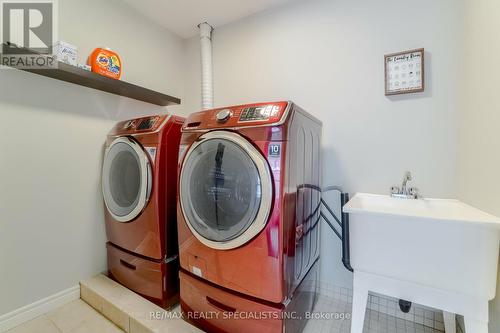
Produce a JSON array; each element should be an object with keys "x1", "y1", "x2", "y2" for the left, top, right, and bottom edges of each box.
[{"x1": 199, "y1": 22, "x2": 214, "y2": 110}]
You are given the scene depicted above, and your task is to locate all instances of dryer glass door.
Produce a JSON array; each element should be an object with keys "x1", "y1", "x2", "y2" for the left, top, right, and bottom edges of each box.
[
  {"x1": 180, "y1": 131, "x2": 272, "y2": 250},
  {"x1": 102, "y1": 137, "x2": 152, "y2": 222}
]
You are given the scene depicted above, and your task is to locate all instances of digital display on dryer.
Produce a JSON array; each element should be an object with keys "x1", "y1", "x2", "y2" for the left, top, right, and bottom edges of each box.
[
  {"x1": 240, "y1": 106, "x2": 271, "y2": 121},
  {"x1": 137, "y1": 118, "x2": 156, "y2": 130},
  {"x1": 239, "y1": 105, "x2": 280, "y2": 122}
]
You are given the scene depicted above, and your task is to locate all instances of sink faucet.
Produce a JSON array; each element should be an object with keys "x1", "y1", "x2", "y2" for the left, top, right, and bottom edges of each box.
[
  {"x1": 391, "y1": 171, "x2": 419, "y2": 199},
  {"x1": 401, "y1": 171, "x2": 412, "y2": 195}
]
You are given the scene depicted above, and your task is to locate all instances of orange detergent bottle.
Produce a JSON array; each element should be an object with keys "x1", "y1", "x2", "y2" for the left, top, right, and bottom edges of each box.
[{"x1": 88, "y1": 47, "x2": 122, "y2": 80}]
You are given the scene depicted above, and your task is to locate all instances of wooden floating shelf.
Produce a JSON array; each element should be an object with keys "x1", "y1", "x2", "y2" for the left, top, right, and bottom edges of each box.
[{"x1": 4, "y1": 45, "x2": 180, "y2": 106}]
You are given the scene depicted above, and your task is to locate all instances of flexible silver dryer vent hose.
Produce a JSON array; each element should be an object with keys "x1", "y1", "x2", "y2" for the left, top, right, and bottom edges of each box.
[{"x1": 199, "y1": 22, "x2": 214, "y2": 110}]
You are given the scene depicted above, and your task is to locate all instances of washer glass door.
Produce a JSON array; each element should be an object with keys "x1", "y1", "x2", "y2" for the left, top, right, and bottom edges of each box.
[
  {"x1": 102, "y1": 137, "x2": 152, "y2": 222},
  {"x1": 180, "y1": 131, "x2": 272, "y2": 250}
]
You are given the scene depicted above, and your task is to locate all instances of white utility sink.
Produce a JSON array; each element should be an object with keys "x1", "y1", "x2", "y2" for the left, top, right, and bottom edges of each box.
[{"x1": 344, "y1": 193, "x2": 500, "y2": 333}]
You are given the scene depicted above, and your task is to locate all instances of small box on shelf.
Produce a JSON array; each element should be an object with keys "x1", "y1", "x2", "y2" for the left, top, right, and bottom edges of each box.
[
  {"x1": 77, "y1": 63, "x2": 91, "y2": 71},
  {"x1": 53, "y1": 41, "x2": 77, "y2": 66}
]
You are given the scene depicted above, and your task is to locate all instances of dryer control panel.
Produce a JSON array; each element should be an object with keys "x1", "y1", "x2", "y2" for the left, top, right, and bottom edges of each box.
[
  {"x1": 239, "y1": 105, "x2": 281, "y2": 122},
  {"x1": 109, "y1": 115, "x2": 168, "y2": 136},
  {"x1": 183, "y1": 101, "x2": 290, "y2": 131}
]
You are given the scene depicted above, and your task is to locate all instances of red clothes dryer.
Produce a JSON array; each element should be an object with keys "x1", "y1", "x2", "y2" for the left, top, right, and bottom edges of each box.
[
  {"x1": 102, "y1": 114, "x2": 184, "y2": 308},
  {"x1": 177, "y1": 102, "x2": 322, "y2": 332}
]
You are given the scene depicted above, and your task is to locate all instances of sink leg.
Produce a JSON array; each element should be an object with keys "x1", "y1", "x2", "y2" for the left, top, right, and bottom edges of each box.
[
  {"x1": 464, "y1": 317, "x2": 488, "y2": 333},
  {"x1": 443, "y1": 311, "x2": 456, "y2": 332},
  {"x1": 350, "y1": 274, "x2": 368, "y2": 333}
]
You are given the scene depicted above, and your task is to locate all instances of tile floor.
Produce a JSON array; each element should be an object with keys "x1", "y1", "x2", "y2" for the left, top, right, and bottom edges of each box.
[
  {"x1": 302, "y1": 294, "x2": 443, "y2": 333},
  {"x1": 8, "y1": 274, "x2": 446, "y2": 333},
  {"x1": 79, "y1": 274, "x2": 202, "y2": 332},
  {"x1": 8, "y1": 296, "x2": 445, "y2": 333},
  {"x1": 7, "y1": 299, "x2": 123, "y2": 333},
  {"x1": 317, "y1": 284, "x2": 446, "y2": 332}
]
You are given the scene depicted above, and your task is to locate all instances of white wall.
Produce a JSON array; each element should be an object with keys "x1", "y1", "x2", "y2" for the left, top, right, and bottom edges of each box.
[
  {"x1": 59, "y1": 0, "x2": 186, "y2": 118},
  {"x1": 458, "y1": 0, "x2": 500, "y2": 331},
  {"x1": 183, "y1": 0, "x2": 462, "y2": 288},
  {"x1": 0, "y1": 0, "x2": 185, "y2": 316}
]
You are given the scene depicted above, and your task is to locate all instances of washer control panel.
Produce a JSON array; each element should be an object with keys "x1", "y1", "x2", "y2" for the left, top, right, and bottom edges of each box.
[
  {"x1": 111, "y1": 115, "x2": 165, "y2": 136},
  {"x1": 137, "y1": 117, "x2": 158, "y2": 130},
  {"x1": 121, "y1": 116, "x2": 160, "y2": 131}
]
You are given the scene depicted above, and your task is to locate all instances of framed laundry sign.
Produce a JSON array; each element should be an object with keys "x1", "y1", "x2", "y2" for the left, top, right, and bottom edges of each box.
[{"x1": 385, "y1": 48, "x2": 424, "y2": 95}]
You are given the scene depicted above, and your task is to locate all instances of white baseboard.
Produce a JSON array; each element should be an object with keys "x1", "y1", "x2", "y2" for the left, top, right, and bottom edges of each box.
[{"x1": 0, "y1": 285, "x2": 80, "y2": 333}]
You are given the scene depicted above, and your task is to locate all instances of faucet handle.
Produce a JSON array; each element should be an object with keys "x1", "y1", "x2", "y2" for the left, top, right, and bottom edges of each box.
[
  {"x1": 404, "y1": 171, "x2": 412, "y2": 181},
  {"x1": 391, "y1": 186, "x2": 400, "y2": 194},
  {"x1": 409, "y1": 187, "x2": 419, "y2": 198}
]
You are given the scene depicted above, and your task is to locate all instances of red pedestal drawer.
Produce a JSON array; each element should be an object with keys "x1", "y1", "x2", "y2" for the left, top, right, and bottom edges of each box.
[
  {"x1": 180, "y1": 270, "x2": 284, "y2": 333},
  {"x1": 107, "y1": 243, "x2": 179, "y2": 308}
]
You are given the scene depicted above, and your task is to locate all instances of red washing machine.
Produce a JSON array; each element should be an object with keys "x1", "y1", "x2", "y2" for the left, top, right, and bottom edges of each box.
[
  {"x1": 102, "y1": 114, "x2": 184, "y2": 309},
  {"x1": 177, "y1": 101, "x2": 322, "y2": 333}
]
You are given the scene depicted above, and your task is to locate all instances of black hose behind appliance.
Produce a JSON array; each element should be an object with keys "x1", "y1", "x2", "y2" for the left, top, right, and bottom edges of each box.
[
  {"x1": 321, "y1": 187, "x2": 413, "y2": 312},
  {"x1": 320, "y1": 186, "x2": 353, "y2": 272}
]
